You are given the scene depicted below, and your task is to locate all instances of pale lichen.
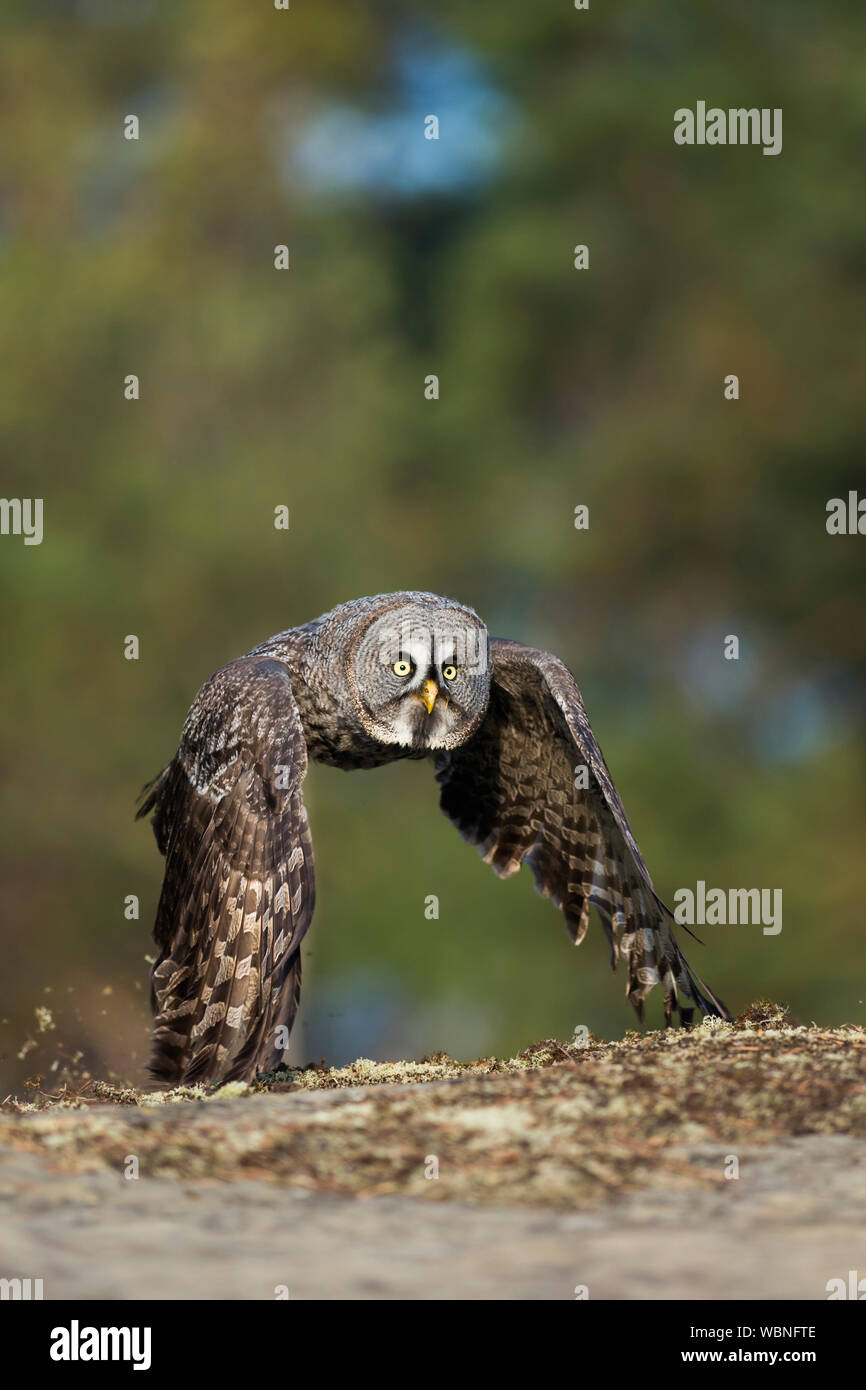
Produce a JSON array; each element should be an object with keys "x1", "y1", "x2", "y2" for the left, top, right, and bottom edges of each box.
[{"x1": 0, "y1": 1004, "x2": 863, "y2": 1211}]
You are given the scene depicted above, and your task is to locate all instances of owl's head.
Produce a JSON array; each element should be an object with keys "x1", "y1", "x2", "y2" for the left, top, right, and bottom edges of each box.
[{"x1": 347, "y1": 593, "x2": 491, "y2": 751}]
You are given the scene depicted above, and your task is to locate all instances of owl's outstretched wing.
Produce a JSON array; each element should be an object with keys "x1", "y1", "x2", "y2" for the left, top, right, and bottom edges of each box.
[
  {"x1": 137, "y1": 656, "x2": 315, "y2": 1085},
  {"x1": 434, "y1": 638, "x2": 728, "y2": 1024}
]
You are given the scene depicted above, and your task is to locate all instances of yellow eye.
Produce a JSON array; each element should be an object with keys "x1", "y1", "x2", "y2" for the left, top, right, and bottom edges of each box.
[
  {"x1": 393, "y1": 660, "x2": 412, "y2": 677},
  {"x1": 442, "y1": 665, "x2": 457, "y2": 682}
]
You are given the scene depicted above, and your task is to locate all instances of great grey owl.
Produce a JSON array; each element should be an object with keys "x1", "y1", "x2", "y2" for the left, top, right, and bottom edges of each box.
[{"x1": 139, "y1": 591, "x2": 728, "y2": 1085}]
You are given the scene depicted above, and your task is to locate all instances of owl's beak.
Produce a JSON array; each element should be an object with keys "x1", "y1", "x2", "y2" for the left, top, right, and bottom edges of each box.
[{"x1": 416, "y1": 678, "x2": 439, "y2": 714}]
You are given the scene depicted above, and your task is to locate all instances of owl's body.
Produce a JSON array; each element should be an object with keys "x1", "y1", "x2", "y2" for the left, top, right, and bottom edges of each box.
[{"x1": 139, "y1": 591, "x2": 728, "y2": 1086}]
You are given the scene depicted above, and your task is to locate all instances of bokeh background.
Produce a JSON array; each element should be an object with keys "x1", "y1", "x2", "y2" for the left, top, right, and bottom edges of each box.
[{"x1": 1, "y1": 0, "x2": 864, "y2": 1095}]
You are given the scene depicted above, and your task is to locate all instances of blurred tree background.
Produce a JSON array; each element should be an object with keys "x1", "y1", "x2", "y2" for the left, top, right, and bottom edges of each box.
[{"x1": 1, "y1": 0, "x2": 864, "y2": 1094}]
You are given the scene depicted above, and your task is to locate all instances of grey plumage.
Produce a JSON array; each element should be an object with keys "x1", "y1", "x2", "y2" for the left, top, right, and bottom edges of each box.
[{"x1": 139, "y1": 590, "x2": 728, "y2": 1086}]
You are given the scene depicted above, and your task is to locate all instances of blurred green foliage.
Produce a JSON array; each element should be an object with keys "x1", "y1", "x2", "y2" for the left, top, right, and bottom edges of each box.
[{"x1": 1, "y1": 1, "x2": 864, "y2": 1092}]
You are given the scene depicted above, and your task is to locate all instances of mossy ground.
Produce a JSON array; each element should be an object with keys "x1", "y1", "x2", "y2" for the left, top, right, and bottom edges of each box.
[{"x1": 1, "y1": 1003, "x2": 863, "y2": 1210}]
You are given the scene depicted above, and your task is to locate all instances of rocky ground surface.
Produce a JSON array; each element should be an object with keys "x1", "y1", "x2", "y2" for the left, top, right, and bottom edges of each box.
[{"x1": 1, "y1": 1004, "x2": 864, "y2": 1299}]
